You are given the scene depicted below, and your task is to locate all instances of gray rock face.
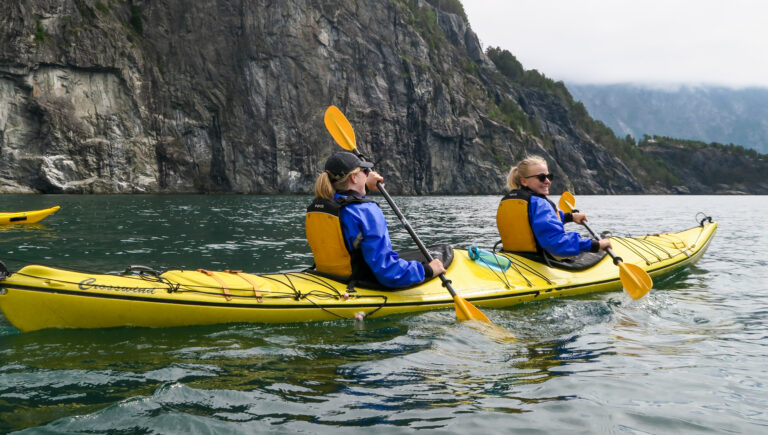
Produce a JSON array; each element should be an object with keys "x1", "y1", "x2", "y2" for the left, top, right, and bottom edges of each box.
[{"x1": 1, "y1": 0, "x2": 643, "y2": 194}]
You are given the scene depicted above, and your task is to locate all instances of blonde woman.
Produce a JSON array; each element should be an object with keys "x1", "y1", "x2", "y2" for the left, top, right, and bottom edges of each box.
[
  {"x1": 306, "y1": 151, "x2": 444, "y2": 288},
  {"x1": 497, "y1": 155, "x2": 611, "y2": 256}
]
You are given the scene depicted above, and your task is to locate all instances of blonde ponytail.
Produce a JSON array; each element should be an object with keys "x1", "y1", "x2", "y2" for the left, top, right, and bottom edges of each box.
[
  {"x1": 314, "y1": 172, "x2": 335, "y2": 199},
  {"x1": 506, "y1": 167, "x2": 519, "y2": 190},
  {"x1": 314, "y1": 168, "x2": 362, "y2": 199}
]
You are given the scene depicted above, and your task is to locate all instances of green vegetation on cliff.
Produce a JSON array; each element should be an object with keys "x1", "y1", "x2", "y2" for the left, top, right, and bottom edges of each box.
[
  {"x1": 34, "y1": 19, "x2": 48, "y2": 43},
  {"x1": 486, "y1": 46, "x2": 668, "y2": 185},
  {"x1": 636, "y1": 136, "x2": 768, "y2": 193},
  {"x1": 425, "y1": 0, "x2": 468, "y2": 22}
]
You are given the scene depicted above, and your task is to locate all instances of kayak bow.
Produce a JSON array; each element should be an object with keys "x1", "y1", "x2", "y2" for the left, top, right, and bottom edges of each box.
[{"x1": 0, "y1": 206, "x2": 60, "y2": 225}]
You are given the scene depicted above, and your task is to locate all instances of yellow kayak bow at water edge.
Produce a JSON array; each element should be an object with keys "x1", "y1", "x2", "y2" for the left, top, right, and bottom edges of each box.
[
  {"x1": 0, "y1": 206, "x2": 61, "y2": 224},
  {"x1": 0, "y1": 221, "x2": 717, "y2": 332}
]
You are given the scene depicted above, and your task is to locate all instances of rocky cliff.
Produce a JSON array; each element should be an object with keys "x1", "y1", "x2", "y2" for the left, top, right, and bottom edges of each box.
[{"x1": 1, "y1": 0, "x2": 642, "y2": 194}]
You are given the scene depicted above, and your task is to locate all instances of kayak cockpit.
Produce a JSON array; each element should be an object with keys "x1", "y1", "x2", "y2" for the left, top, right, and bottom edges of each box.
[{"x1": 305, "y1": 244, "x2": 455, "y2": 291}]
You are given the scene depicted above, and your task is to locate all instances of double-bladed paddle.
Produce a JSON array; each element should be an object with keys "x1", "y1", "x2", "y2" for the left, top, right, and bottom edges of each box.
[
  {"x1": 322, "y1": 105, "x2": 500, "y2": 326},
  {"x1": 558, "y1": 192, "x2": 652, "y2": 299}
]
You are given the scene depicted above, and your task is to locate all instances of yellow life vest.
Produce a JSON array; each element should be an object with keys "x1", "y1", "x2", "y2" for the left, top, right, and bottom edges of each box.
[
  {"x1": 306, "y1": 197, "x2": 353, "y2": 277},
  {"x1": 496, "y1": 190, "x2": 538, "y2": 252},
  {"x1": 305, "y1": 195, "x2": 377, "y2": 280}
]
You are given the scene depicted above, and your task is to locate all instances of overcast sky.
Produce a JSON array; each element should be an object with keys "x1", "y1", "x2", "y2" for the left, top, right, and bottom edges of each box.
[{"x1": 460, "y1": 0, "x2": 768, "y2": 88}]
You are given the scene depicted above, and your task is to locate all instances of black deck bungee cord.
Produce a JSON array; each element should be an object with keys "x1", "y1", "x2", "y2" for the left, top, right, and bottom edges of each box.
[
  {"x1": 253, "y1": 272, "x2": 389, "y2": 319},
  {"x1": 17, "y1": 266, "x2": 189, "y2": 294},
  {"x1": 489, "y1": 243, "x2": 533, "y2": 287},
  {"x1": 506, "y1": 255, "x2": 553, "y2": 285},
  {"x1": 696, "y1": 212, "x2": 713, "y2": 227},
  {"x1": 490, "y1": 241, "x2": 552, "y2": 285},
  {"x1": 3, "y1": 256, "x2": 348, "y2": 304},
  {"x1": 284, "y1": 272, "x2": 343, "y2": 297},
  {"x1": 612, "y1": 237, "x2": 654, "y2": 265},
  {"x1": 469, "y1": 247, "x2": 514, "y2": 289},
  {"x1": 614, "y1": 236, "x2": 663, "y2": 263},
  {"x1": 507, "y1": 261, "x2": 534, "y2": 287},
  {"x1": 629, "y1": 237, "x2": 667, "y2": 260},
  {"x1": 635, "y1": 236, "x2": 675, "y2": 256},
  {"x1": 643, "y1": 233, "x2": 687, "y2": 253}
]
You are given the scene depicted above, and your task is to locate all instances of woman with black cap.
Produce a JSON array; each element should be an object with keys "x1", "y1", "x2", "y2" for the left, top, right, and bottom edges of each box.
[{"x1": 305, "y1": 151, "x2": 445, "y2": 288}]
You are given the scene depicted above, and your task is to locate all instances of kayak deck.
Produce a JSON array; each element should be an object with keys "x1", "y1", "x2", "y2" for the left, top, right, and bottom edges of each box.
[{"x1": 0, "y1": 221, "x2": 717, "y2": 331}]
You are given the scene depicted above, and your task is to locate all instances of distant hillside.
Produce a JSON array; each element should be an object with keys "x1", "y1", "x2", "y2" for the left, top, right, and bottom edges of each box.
[
  {"x1": 636, "y1": 136, "x2": 768, "y2": 194},
  {"x1": 567, "y1": 84, "x2": 768, "y2": 154}
]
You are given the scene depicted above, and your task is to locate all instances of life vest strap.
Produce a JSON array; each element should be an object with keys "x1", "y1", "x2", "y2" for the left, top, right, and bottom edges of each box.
[{"x1": 197, "y1": 269, "x2": 232, "y2": 301}]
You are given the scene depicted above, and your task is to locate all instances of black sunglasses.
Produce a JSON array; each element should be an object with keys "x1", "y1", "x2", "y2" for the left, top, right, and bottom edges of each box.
[
  {"x1": 361, "y1": 167, "x2": 371, "y2": 175},
  {"x1": 524, "y1": 173, "x2": 553, "y2": 182}
]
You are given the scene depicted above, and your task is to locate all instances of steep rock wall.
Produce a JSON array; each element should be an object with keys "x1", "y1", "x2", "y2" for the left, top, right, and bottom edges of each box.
[{"x1": 0, "y1": 0, "x2": 643, "y2": 194}]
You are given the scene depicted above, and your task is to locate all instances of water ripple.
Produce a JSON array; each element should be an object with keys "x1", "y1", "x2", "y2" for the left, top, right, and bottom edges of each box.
[{"x1": 1, "y1": 195, "x2": 766, "y2": 433}]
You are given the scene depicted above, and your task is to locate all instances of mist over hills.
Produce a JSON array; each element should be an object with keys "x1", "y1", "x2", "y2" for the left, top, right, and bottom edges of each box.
[{"x1": 567, "y1": 84, "x2": 768, "y2": 154}]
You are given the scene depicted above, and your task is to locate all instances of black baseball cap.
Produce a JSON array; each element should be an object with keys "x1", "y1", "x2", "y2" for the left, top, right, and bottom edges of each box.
[{"x1": 324, "y1": 151, "x2": 373, "y2": 181}]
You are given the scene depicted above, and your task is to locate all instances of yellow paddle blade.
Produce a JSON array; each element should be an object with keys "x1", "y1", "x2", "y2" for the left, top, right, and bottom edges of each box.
[
  {"x1": 558, "y1": 191, "x2": 576, "y2": 213},
  {"x1": 453, "y1": 295, "x2": 490, "y2": 322},
  {"x1": 618, "y1": 262, "x2": 653, "y2": 299},
  {"x1": 559, "y1": 190, "x2": 651, "y2": 299},
  {"x1": 454, "y1": 296, "x2": 517, "y2": 340},
  {"x1": 324, "y1": 106, "x2": 357, "y2": 151}
]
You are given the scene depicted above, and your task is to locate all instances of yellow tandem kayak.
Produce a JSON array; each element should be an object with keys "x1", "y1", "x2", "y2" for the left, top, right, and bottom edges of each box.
[
  {"x1": 0, "y1": 220, "x2": 717, "y2": 332},
  {"x1": 0, "y1": 206, "x2": 61, "y2": 224}
]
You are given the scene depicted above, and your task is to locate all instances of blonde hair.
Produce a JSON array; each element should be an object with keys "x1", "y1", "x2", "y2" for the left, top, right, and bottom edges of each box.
[
  {"x1": 506, "y1": 155, "x2": 547, "y2": 190},
  {"x1": 313, "y1": 168, "x2": 361, "y2": 199}
]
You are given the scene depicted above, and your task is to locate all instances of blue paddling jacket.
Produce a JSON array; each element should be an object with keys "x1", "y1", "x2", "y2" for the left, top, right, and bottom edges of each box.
[
  {"x1": 528, "y1": 194, "x2": 596, "y2": 257},
  {"x1": 336, "y1": 192, "x2": 430, "y2": 288}
]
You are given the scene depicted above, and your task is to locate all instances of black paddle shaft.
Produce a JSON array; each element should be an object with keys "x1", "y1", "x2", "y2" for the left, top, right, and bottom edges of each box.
[
  {"x1": 353, "y1": 150, "x2": 457, "y2": 297},
  {"x1": 374, "y1": 181, "x2": 458, "y2": 297},
  {"x1": 574, "y1": 209, "x2": 623, "y2": 266}
]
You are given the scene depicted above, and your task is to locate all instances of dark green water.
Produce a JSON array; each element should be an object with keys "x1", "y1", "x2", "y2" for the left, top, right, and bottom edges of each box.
[{"x1": 1, "y1": 194, "x2": 766, "y2": 433}]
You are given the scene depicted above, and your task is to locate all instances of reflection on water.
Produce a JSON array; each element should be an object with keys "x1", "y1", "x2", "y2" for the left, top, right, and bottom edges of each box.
[{"x1": 0, "y1": 195, "x2": 767, "y2": 432}]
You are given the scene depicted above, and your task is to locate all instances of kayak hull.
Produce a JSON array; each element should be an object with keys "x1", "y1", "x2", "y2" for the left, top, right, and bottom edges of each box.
[
  {"x1": 0, "y1": 206, "x2": 61, "y2": 224},
  {"x1": 0, "y1": 221, "x2": 717, "y2": 331}
]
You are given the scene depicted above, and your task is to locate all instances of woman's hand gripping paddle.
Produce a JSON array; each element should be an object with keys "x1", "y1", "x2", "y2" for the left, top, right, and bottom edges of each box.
[
  {"x1": 323, "y1": 106, "x2": 507, "y2": 331},
  {"x1": 558, "y1": 192, "x2": 652, "y2": 299}
]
